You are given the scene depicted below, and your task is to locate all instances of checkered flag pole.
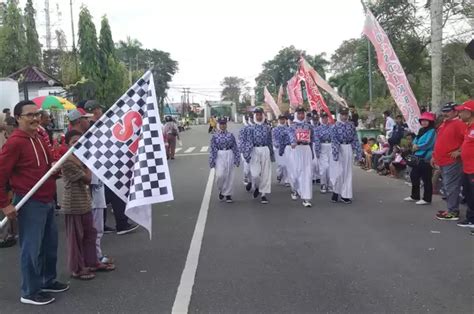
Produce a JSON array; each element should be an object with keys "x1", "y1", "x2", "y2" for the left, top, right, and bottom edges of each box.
[{"x1": 74, "y1": 71, "x2": 173, "y2": 236}]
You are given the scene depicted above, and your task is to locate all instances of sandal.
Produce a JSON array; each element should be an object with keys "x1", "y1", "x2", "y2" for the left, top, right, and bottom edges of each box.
[
  {"x1": 71, "y1": 271, "x2": 96, "y2": 280},
  {"x1": 91, "y1": 262, "x2": 116, "y2": 272}
]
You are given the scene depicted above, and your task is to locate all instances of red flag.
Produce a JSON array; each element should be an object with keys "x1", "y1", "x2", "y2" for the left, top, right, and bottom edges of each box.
[
  {"x1": 298, "y1": 58, "x2": 334, "y2": 123},
  {"x1": 363, "y1": 9, "x2": 420, "y2": 133},
  {"x1": 287, "y1": 75, "x2": 303, "y2": 108}
]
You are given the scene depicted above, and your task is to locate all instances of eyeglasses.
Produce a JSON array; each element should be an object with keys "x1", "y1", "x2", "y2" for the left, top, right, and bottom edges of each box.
[{"x1": 20, "y1": 112, "x2": 42, "y2": 119}]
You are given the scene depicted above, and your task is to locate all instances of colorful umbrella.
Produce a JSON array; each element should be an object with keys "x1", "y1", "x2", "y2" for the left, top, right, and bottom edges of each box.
[{"x1": 32, "y1": 96, "x2": 76, "y2": 110}]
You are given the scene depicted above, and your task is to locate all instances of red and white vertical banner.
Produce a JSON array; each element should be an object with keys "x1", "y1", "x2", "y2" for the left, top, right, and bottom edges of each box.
[
  {"x1": 287, "y1": 74, "x2": 303, "y2": 108},
  {"x1": 298, "y1": 59, "x2": 334, "y2": 123},
  {"x1": 299, "y1": 57, "x2": 348, "y2": 108},
  {"x1": 264, "y1": 86, "x2": 282, "y2": 117},
  {"x1": 363, "y1": 9, "x2": 421, "y2": 133}
]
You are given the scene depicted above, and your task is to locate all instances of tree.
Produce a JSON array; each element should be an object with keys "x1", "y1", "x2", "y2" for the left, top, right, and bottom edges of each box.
[
  {"x1": 254, "y1": 46, "x2": 329, "y2": 102},
  {"x1": 24, "y1": 0, "x2": 41, "y2": 66},
  {"x1": 441, "y1": 41, "x2": 474, "y2": 101},
  {"x1": 0, "y1": 0, "x2": 26, "y2": 75},
  {"x1": 221, "y1": 77, "x2": 248, "y2": 105},
  {"x1": 77, "y1": 6, "x2": 100, "y2": 80}
]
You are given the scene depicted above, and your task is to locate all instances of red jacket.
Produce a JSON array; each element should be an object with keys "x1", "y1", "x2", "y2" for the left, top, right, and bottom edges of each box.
[
  {"x1": 0, "y1": 129, "x2": 56, "y2": 208},
  {"x1": 432, "y1": 118, "x2": 467, "y2": 166},
  {"x1": 461, "y1": 123, "x2": 474, "y2": 174}
]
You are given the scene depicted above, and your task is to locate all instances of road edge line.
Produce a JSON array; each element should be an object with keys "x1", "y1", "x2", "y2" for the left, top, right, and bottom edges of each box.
[{"x1": 171, "y1": 168, "x2": 215, "y2": 314}]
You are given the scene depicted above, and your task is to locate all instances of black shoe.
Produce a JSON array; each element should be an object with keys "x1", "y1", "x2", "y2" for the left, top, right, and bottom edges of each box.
[
  {"x1": 245, "y1": 182, "x2": 252, "y2": 192},
  {"x1": 20, "y1": 292, "x2": 55, "y2": 305},
  {"x1": 312, "y1": 180, "x2": 316, "y2": 184},
  {"x1": 219, "y1": 193, "x2": 224, "y2": 201},
  {"x1": 117, "y1": 223, "x2": 139, "y2": 235},
  {"x1": 253, "y1": 188, "x2": 260, "y2": 199},
  {"x1": 341, "y1": 198, "x2": 352, "y2": 204},
  {"x1": 261, "y1": 196, "x2": 269, "y2": 204},
  {"x1": 42, "y1": 281, "x2": 69, "y2": 293},
  {"x1": 457, "y1": 220, "x2": 474, "y2": 228},
  {"x1": 316, "y1": 179, "x2": 321, "y2": 184},
  {"x1": 104, "y1": 225, "x2": 116, "y2": 234},
  {"x1": 0, "y1": 236, "x2": 16, "y2": 248},
  {"x1": 226, "y1": 196, "x2": 233, "y2": 203},
  {"x1": 331, "y1": 193, "x2": 339, "y2": 203}
]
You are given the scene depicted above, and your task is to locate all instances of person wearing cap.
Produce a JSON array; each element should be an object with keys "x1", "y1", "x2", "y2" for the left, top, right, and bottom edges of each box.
[
  {"x1": 272, "y1": 115, "x2": 290, "y2": 186},
  {"x1": 288, "y1": 106, "x2": 315, "y2": 207},
  {"x1": 68, "y1": 109, "x2": 93, "y2": 134},
  {"x1": 330, "y1": 107, "x2": 362, "y2": 204},
  {"x1": 432, "y1": 102, "x2": 467, "y2": 221},
  {"x1": 404, "y1": 112, "x2": 436, "y2": 205},
  {"x1": 84, "y1": 100, "x2": 103, "y2": 124},
  {"x1": 314, "y1": 111, "x2": 333, "y2": 194},
  {"x1": 310, "y1": 111, "x2": 321, "y2": 184},
  {"x1": 240, "y1": 107, "x2": 274, "y2": 204},
  {"x1": 454, "y1": 100, "x2": 474, "y2": 230},
  {"x1": 209, "y1": 118, "x2": 240, "y2": 203},
  {"x1": 239, "y1": 115, "x2": 253, "y2": 186}
]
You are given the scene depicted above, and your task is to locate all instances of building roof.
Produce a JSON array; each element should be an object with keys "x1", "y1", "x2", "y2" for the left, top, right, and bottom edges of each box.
[{"x1": 8, "y1": 66, "x2": 62, "y2": 86}]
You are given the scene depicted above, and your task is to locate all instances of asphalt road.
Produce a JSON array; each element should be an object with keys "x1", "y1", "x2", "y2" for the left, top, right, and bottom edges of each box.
[{"x1": 0, "y1": 124, "x2": 473, "y2": 314}]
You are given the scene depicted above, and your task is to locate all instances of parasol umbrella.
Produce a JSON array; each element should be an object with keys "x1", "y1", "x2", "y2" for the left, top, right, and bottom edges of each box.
[{"x1": 32, "y1": 96, "x2": 76, "y2": 110}]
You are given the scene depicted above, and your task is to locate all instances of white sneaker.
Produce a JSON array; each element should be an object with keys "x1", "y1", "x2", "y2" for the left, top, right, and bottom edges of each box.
[
  {"x1": 291, "y1": 191, "x2": 299, "y2": 200},
  {"x1": 302, "y1": 200, "x2": 312, "y2": 207},
  {"x1": 404, "y1": 197, "x2": 416, "y2": 202},
  {"x1": 367, "y1": 169, "x2": 374, "y2": 173},
  {"x1": 416, "y1": 200, "x2": 430, "y2": 205},
  {"x1": 320, "y1": 185, "x2": 327, "y2": 194}
]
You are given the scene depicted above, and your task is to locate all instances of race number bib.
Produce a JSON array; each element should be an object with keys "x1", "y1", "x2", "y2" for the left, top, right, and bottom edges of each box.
[{"x1": 296, "y1": 129, "x2": 310, "y2": 143}]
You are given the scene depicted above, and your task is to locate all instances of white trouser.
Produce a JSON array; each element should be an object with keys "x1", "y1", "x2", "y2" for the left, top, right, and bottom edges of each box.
[
  {"x1": 285, "y1": 145, "x2": 296, "y2": 189},
  {"x1": 242, "y1": 154, "x2": 250, "y2": 182},
  {"x1": 319, "y1": 143, "x2": 332, "y2": 187},
  {"x1": 329, "y1": 144, "x2": 353, "y2": 199},
  {"x1": 290, "y1": 145, "x2": 313, "y2": 200},
  {"x1": 250, "y1": 146, "x2": 272, "y2": 195},
  {"x1": 216, "y1": 150, "x2": 235, "y2": 196},
  {"x1": 92, "y1": 207, "x2": 104, "y2": 259},
  {"x1": 274, "y1": 147, "x2": 288, "y2": 184},
  {"x1": 312, "y1": 151, "x2": 320, "y2": 180}
]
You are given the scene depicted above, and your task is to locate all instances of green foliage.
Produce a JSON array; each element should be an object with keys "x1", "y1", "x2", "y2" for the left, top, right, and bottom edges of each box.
[
  {"x1": 441, "y1": 41, "x2": 474, "y2": 102},
  {"x1": 254, "y1": 46, "x2": 329, "y2": 102},
  {"x1": 96, "y1": 56, "x2": 128, "y2": 108},
  {"x1": 78, "y1": 6, "x2": 100, "y2": 80},
  {"x1": 0, "y1": 0, "x2": 26, "y2": 75},
  {"x1": 43, "y1": 49, "x2": 81, "y2": 85},
  {"x1": 98, "y1": 15, "x2": 115, "y2": 78},
  {"x1": 221, "y1": 76, "x2": 247, "y2": 104},
  {"x1": 24, "y1": 0, "x2": 41, "y2": 66}
]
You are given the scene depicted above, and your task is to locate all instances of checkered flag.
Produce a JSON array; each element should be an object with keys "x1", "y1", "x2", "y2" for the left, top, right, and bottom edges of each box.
[{"x1": 74, "y1": 71, "x2": 173, "y2": 236}]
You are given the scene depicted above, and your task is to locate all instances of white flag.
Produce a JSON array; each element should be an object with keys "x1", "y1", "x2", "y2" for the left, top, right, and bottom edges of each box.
[
  {"x1": 263, "y1": 86, "x2": 282, "y2": 117},
  {"x1": 73, "y1": 71, "x2": 173, "y2": 237}
]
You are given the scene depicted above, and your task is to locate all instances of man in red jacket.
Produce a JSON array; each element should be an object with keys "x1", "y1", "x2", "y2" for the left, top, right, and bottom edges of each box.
[
  {"x1": 455, "y1": 100, "x2": 474, "y2": 231},
  {"x1": 0, "y1": 100, "x2": 69, "y2": 305},
  {"x1": 432, "y1": 102, "x2": 467, "y2": 221}
]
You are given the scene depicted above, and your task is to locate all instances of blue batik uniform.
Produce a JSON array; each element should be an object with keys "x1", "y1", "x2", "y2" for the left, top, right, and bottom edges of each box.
[
  {"x1": 330, "y1": 120, "x2": 362, "y2": 200},
  {"x1": 241, "y1": 122, "x2": 274, "y2": 196},
  {"x1": 314, "y1": 123, "x2": 333, "y2": 158},
  {"x1": 209, "y1": 130, "x2": 240, "y2": 197},
  {"x1": 239, "y1": 125, "x2": 252, "y2": 184},
  {"x1": 272, "y1": 124, "x2": 290, "y2": 185},
  {"x1": 287, "y1": 119, "x2": 315, "y2": 202}
]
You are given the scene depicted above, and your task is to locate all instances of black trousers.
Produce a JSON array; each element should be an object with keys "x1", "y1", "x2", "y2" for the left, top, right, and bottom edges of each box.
[
  {"x1": 104, "y1": 186, "x2": 129, "y2": 230},
  {"x1": 410, "y1": 161, "x2": 433, "y2": 202},
  {"x1": 462, "y1": 173, "x2": 474, "y2": 223}
]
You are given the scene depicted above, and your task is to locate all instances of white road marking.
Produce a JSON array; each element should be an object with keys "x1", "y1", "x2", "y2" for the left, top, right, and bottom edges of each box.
[
  {"x1": 184, "y1": 147, "x2": 196, "y2": 153},
  {"x1": 175, "y1": 152, "x2": 208, "y2": 157},
  {"x1": 175, "y1": 148, "x2": 182, "y2": 153},
  {"x1": 172, "y1": 168, "x2": 215, "y2": 314},
  {"x1": 200, "y1": 146, "x2": 208, "y2": 152}
]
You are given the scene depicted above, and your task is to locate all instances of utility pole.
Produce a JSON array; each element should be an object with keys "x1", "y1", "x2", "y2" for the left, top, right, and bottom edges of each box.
[
  {"x1": 431, "y1": 0, "x2": 443, "y2": 112},
  {"x1": 44, "y1": 0, "x2": 52, "y2": 50},
  {"x1": 69, "y1": 0, "x2": 78, "y2": 77}
]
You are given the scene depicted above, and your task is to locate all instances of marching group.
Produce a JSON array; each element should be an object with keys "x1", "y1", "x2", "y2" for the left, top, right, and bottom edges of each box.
[
  {"x1": 0, "y1": 100, "x2": 139, "y2": 305},
  {"x1": 209, "y1": 100, "x2": 474, "y2": 235}
]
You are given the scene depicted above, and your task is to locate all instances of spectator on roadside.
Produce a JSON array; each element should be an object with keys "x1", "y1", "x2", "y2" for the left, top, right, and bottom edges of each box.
[
  {"x1": 3, "y1": 108, "x2": 16, "y2": 138},
  {"x1": 164, "y1": 115, "x2": 179, "y2": 160},
  {"x1": 349, "y1": 105, "x2": 359, "y2": 128},
  {"x1": 0, "y1": 111, "x2": 7, "y2": 149},
  {"x1": 364, "y1": 137, "x2": 378, "y2": 170},
  {"x1": 0, "y1": 100, "x2": 69, "y2": 305},
  {"x1": 432, "y1": 102, "x2": 467, "y2": 221},
  {"x1": 455, "y1": 100, "x2": 474, "y2": 230},
  {"x1": 84, "y1": 100, "x2": 103, "y2": 124},
  {"x1": 368, "y1": 135, "x2": 389, "y2": 172},
  {"x1": 384, "y1": 111, "x2": 396, "y2": 138},
  {"x1": 37, "y1": 111, "x2": 53, "y2": 151},
  {"x1": 400, "y1": 133, "x2": 415, "y2": 156},
  {"x1": 361, "y1": 137, "x2": 369, "y2": 168},
  {"x1": 404, "y1": 112, "x2": 436, "y2": 205},
  {"x1": 68, "y1": 109, "x2": 93, "y2": 133},
  {"x1": 388, "y1": 145, "x2": 407, "y2": 178},
  {"x1": 388, "y1": 114, "x2": 406, "y2": 151}
]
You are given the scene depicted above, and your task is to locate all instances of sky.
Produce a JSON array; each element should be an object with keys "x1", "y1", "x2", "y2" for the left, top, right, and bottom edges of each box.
[{"x1": 29, "y1": 0, "x2": 367, "y2": 103}]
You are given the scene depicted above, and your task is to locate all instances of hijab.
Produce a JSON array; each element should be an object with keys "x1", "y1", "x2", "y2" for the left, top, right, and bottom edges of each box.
[{"x1": 416, "y1": 121, "x2": 435, "y2": 139}]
